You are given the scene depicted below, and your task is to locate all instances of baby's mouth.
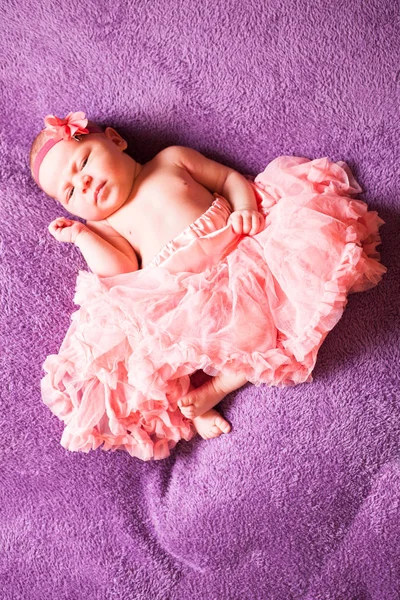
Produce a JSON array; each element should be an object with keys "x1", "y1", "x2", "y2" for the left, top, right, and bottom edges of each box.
[{"x1": 95, "y1": 182, "x2": 105, "y2": 202}]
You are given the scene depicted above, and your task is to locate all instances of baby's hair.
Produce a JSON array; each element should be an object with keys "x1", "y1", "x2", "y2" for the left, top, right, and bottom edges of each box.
[{"x1": 29, "y1": 119, "x2": 103, "y2": 185}]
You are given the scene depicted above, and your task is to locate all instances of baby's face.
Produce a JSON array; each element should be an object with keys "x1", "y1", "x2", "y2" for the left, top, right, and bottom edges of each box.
[{"x1": 39, "y1": 128, "x2": 136, "y2": 221}]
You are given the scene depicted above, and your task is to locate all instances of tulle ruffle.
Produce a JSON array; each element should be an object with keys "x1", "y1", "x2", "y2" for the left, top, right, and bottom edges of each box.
[{"x1": 41, "y1": 156, "x2": 387, "y2": 460}]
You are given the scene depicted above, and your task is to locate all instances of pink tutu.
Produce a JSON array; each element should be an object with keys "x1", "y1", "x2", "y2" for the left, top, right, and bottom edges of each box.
[{"x1": 41, "y1": 156, "x2": 387, "y2": 461}]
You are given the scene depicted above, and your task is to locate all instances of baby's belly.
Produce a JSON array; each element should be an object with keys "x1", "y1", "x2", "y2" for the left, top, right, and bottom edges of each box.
[{"x1": 132, "y1": 194, "x2": 215, "y2": 268}]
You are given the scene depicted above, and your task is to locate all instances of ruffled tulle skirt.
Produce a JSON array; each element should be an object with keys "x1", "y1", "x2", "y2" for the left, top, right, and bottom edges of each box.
[{"x1": 41, "y1": 156, "x2": 387, "y2": 460}]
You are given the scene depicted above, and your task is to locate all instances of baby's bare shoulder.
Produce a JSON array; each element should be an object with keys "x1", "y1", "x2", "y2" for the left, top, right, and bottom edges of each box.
[
  {"x1": 151, "y1": 145, "x2": 233, "y2": 194},
  {"x1": 143, "y1": 146, "x2": 191, "y2": 187},
  {"x1": 152, "y1": 145, "x2": 190, "y2": 165},
  {"x1": 152, "y1": 145, "x2": 212, "y2": 170}
]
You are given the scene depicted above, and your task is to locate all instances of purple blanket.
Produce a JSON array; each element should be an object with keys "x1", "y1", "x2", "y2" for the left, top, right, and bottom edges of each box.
[{"x1": 1, "y1": 0, "x2": 399, "y2": 598}]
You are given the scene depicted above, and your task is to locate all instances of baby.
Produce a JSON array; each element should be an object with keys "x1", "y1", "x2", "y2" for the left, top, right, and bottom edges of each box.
[
  {"x1": 30, "y1": 111, "x2": 266, "y2": 442},
  {"x1": 32, "y1": 111, "x2": 386, "y2": 461}
]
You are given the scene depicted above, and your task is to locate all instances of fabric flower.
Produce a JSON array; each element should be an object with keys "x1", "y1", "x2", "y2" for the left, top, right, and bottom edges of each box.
[{"x1": 43, "y1": 111, "x2": 89, "y2": 141}]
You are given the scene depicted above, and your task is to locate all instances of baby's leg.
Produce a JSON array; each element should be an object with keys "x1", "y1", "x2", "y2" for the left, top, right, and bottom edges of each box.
[{"x1": 178, "y1": 371, "x2": 248, "y2": 420}]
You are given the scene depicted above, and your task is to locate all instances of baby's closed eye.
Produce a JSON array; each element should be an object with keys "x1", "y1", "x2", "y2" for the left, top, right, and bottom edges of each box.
[{"x1": 68, "y1": 156, "x2": 89, "y2": 200}]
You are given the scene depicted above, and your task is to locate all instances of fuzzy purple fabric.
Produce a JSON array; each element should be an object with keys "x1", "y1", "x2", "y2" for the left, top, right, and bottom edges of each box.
[{"x1": 1, "y1": 0, "x2": 399, "y2": 598}]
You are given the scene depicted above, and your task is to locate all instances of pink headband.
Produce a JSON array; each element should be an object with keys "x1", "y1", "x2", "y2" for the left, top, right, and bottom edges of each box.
[{"x1": 33, "y1": 111, "x2": 103, "y2": 186}]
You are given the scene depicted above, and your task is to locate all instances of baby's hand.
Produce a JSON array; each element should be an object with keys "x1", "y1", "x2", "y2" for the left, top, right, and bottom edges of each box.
[
  {"x1": 48, "y1": 217, "x2": 87, "y2": 244},
  {"x1": 228, "y1": 209, "x2": 264, "y2": 235}
]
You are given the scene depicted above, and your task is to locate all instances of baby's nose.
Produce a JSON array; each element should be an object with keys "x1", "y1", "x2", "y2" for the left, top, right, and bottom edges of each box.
[{"x1": 77, "y1": 174, "x2": 92, "y2": 193}]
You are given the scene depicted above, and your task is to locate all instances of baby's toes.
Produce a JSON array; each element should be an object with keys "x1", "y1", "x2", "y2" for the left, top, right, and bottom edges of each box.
[
  {"x1": 179, "y1": 405, "x2": 197, "y2": 419},
  {"x1": 214, "y1": 416, "x2": 231, "y2": 434},
  {"x1": 178, "y1": 393, "x2": 195, "y2": 408}
]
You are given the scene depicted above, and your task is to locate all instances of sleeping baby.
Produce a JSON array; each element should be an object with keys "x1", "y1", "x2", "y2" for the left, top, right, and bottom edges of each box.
[{"x1": 31, "y1": 111, "x2": 386, "y2": 460}]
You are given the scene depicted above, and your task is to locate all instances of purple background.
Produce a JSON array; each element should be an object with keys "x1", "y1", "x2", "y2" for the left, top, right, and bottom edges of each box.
[{"x1": 1, "y1": 0, "x2": 400, "y2": 598}]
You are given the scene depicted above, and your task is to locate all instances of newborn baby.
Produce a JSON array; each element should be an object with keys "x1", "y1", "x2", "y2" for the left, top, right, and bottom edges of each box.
[
  {"x1": 31, "y1": 112, "x2": 386, "y2": 461},
  {"x1": 31, "y1": 112, "x2": 265, "y2": 441}
]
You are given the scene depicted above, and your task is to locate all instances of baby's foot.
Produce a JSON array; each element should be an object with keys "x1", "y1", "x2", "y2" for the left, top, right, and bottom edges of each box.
[
  {"x1": 178, "y1": 377, "x2": 227, "y2": 419},
  {"x1": 178, "y1": 371, "x2": 248, "y2": 419},
  {"x1": 192, "y1": 409, "x2": 231, "y2": 440}
]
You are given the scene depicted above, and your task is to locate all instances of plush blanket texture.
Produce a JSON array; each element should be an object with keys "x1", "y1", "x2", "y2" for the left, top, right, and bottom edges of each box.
[{"x1": 1, "y1": 0, "x2": 399, "y2": 598}]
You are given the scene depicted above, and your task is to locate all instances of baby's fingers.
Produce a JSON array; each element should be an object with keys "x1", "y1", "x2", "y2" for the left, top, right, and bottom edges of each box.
[
  {"x1": 48, "y1": 217, "x2": 80, "y2": 243},
  {"x1": 49, "y1": 217, "x2": 73, "y2": 227},
  {"x1": 240, "y1": 212, "x2": 254, "y2": 234},
  {"x1": 249, "y1": 212, "x2": 265, "y2": 235},
  {"x1": 48, "y1": 218, "x2": 72, "y2": 232},
  {"x1": 229, "y1": 210, "x2": 264, "y2": 235},
  {"x1": 49, "y1": 218, "x2": 60, "y2": 230},
  {"x1": 228, "y1": 213, "x2": 244, "y2": 234}
]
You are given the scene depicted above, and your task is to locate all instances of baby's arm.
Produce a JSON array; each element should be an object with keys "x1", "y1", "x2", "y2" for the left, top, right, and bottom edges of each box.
[
  {"x1": 76, "y1": 228, "x2": 139, "y2": 276},
  {"x1": 48, "y1": 218, "x2": 138, "y2": 277}
]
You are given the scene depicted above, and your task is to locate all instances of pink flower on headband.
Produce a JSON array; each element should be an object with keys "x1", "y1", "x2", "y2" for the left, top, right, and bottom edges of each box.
[{"x1": 43, "y1": 111, "x2": 89, "y2": 141}]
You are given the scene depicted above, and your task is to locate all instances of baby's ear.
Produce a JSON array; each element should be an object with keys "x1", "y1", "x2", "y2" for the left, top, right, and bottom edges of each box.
[{"x1": 104, "y1": 127, "x2": 128, "y2": 151}]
